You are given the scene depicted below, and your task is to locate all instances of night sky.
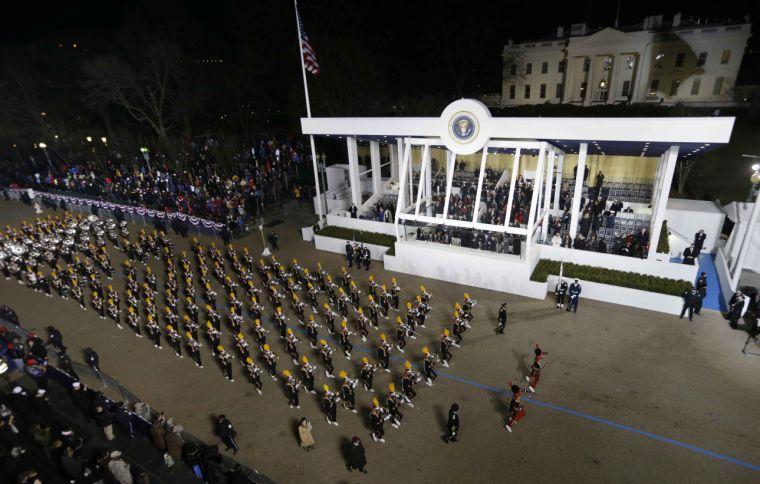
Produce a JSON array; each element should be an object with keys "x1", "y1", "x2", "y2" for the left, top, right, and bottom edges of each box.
[{"x1": 1, "y1": 0, "x2": 757, "y2": 111}]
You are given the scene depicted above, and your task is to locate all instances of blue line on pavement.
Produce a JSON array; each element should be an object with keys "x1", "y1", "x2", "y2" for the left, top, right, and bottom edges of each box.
[{"x1": 433, "y1": 369, "x2": 760, "y2": 472}]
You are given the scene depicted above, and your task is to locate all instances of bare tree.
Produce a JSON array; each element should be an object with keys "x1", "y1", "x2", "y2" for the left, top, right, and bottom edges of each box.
[
  {"x1": 82, "y1": 42, "x2": 185, "y2": 152},
  {"x1": 676, "y1": 152, "x2": 716, "y2": 194}
]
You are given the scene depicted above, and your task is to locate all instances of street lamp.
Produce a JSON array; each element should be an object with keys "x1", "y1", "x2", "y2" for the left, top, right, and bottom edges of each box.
[
  {"x1": 100, "y1": 137, "x2": 107, "y2": 144},
  {"x1": 38, "y1": 142, "x2": 53, "y2": 172},
  {"x1": 38, "y1": 142, "x2": 47, "y2": 149},
  {"x1": 85, "y1": 136, "x2": 93, "y2": 142}
]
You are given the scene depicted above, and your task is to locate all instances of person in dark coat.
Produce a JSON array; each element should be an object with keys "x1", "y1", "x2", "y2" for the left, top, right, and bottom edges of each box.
[
  {"x1": 693, "y1": 229, "x2": 707, "y2": 256},
  {"x1": 268, "y1": 231, "x2": 279, "y2": 251},
  {"x1": 83, "y1": 347, "x2": 100, "y2": 373},
  {"x1": 60, "y1": 446, "x2": 86, "y2": 480},
  {"x1": 347, "y1": 436, "x2": 367, "y2": 473},
  {"x1": 345, "y1": 241, "x2": 353, "y2": 267},
  {"x1": 682, "y1": 244, "x2": 696, "y2": 265},
  {"x1": 495, "y1": 303, "x2": 507, "y2": 334},
  {"x1": 695, "y1": 272, "x2": 708, "y2": 315},
  {"x1": 680, "y1": 287, "x2": 700, "y2": 321},
  {"x1": 114, "y1": 403, "x2": 136, "y2": 439},
  {"x1": 33, "y1": 389, "x2": 54, "y2": 425},
  {"x1": 46, "y1": 326, "x2": 66, "y2": 354},
  {"x1": 441, "y1": 403, "x2": 460, "y2": 442},
  {"x1": 216, "y1": 414, "x2": 239, "y2": 454},
  {"x1": 69, "y1": 381, "x2": 91, "y2": 417},
  {"x1": 727, "y1": 291, "x2": 745, "y2": 328}
]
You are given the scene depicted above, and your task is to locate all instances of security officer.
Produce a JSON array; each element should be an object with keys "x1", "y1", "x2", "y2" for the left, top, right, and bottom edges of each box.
[
  {"x1": 567, "y1": 279, "x2": 582, "y2": 313},
  {"x1": 680, "y1": 286, "x2": 700, "y2": 321},
  {"x1": 695, "y1": 272, "x2": 708, "y2": 315},
  {"x1": 345, "y1": 241, "x2": 354, "y2": 267},
  {"x1": 215, "y1": 414, "x2": 239, "y2": 454},
  {"x1": 441, "y1": 403, "x2": 460, "y2": 443}
]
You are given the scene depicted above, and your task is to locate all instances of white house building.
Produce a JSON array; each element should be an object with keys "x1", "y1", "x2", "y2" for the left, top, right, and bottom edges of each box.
[{"x1": 500, "y1": 13, "x2": 752, "y2": 107}]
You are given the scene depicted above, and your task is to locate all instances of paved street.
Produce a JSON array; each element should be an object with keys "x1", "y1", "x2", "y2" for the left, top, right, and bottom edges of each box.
[{"x1": 1, "y1": 199, "x2": 758, "y2": 483}]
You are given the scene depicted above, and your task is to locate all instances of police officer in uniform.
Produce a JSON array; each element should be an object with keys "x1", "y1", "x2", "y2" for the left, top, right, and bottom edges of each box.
[
  {"x1": 680, "y1": 287, "x2": 700, "y2": 321},
  {"x1": 567, "y1": 279, "x2": 582, "y2": 313}
]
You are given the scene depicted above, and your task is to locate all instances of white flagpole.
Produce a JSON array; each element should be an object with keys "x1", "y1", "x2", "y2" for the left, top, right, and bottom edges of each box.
[{"x1": 294, "y1": 0, "x2": 325, "y2": 224}]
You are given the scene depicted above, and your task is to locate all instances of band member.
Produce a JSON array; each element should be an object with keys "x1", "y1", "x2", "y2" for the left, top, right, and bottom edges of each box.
[
  {"x1": 360, "y1": 357, "x2": 375, "y2": 392},
  {"x1": 235, "y1": 332, "x2": 251, "y2": 361},
  {"x1": 183, "y1": 315, "x2": 198, "y2": 342},
  {"x1": 166, "y1": 325, "x2": 182, "y2": 358},
  {"x1": 377, "y1": 334, "x2": 391, "y2": 372},
  {"x1": 319, "y1": 339, "x2": 336, "y2": 378},
  {"x1": 526, "y1": 344, "x2": 548, "y2": 393},
  {"x1": 367, "y1": 296, "x2": 382, "y2": 328},
  {"x1": 395, "y1": 316, "x2": 408, "y2": 353},
  {"x1": 401, "y1": 361, "x2": 418, "y2": 406},
  {"x1": 283, "y1": 370, "x2": 300, "y2": 408},
  {"x1": 386, "y1": 383, "x2": 403, "y2": 428},
  {"x1": 452, "y1": 313, "x2": 465, "y2": 346},
  {"x1": 274, "y1": 307, "x2": 288, "y2": 339},
  {"x1": 323, "y1": 303, "x2": 337, "y2": 335},
  {"x1": 368, "y1": 275, "x2": 379, "y2": 300},
  {"x1": 349, "y1": 281, "x2": 362, "y2": 310},
  {"x1": 186, "y1": 332, "x2": 203, "y2": 368},
  {"x1": 249, "y1": 296, "x2": 263, "y2": 321},
  {"x1": 339, "y1": 320, "x2": 354, "y2": 359},
  {"x1": 505, "y1": 384, "x2": 525, "y2": 432},
  {"x1": 390, "y1": 278, "x2": 401, "y2": 310},
  {"x1": 419, "y1": 285, "x2": 432, "y2": 304},
  {"x1": 325, "y1": 275, "x2": 337, "y2": 305},
  {"x1": 422, "y1": 347, "x2": 438, "y2": 386},
  {"x1": 415, "y1": 295, "x2": 429, "y2": 328},
  {"x1": 284, "y1": 328, "x2": 300, "y2": 365},
  {"x1": 496, "y1": 302, "x2": 508, "y2": 334},
  {"x1": 243, "y1": 357, "x2": 263, "y2": 394},
  {"x1": 405, "y1": 302, "x2": 418, "y2": 336},
  {"x1": 206, "y1": 323, "x2": 221, "y2": 355},
  {"x1": 229, "y1": 308, "x2": 244, "y2": 335},
  {"x1": 262, "y1": 344, "x2": 278, "y2": 380},
  {"x1": 339, "y1": 371, "x2": 358, "y2": 413},
  {"x1": 379, "y1": 284, "x2": 391, "y2": 317},
  {"x1": 337, "y1": 288, "x2": 349, "y2": 318},
  {"x1": 72, "y1": 281, "x2": 85, "y2": 310},
  {"x1": 439, "y1": 329, "x2": 454, "y2": 367},
  {"x1": 305, "y1": 315, "x2": 320, "y2": 348},
  {"x1": 292, "y1": 295, "x2": 306, "y2": 324},
  {"x1": 300, "y1": 356, "x2": 316, "y2": 394},
  {"x1": 146, "y1": 315, "x2": 162, "y2": 348},
  {"x1": 92, "y1": 291, "x2": 105, "y2": 318},
  {"x1": 126, "y1": 307, "x2": 143, "y2": 336},
  {"x1": 107, "y1": 299, "x2": 121, "y2": 328},
  {"x1": 252, "y1": 319, "x2": 268, "y2": 350},
  {"x1": 356, "y1": 308, "x2": 370, "y2": 342},
  {"x1": 370, "y1": 398, "x2": 386, "y2": 443},
  {"x1": 322, "y1": 384, "x2": 339, "y2": 426}
]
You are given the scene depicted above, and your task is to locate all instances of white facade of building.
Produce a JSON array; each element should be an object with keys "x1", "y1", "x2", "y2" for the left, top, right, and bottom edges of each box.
[{"x1": 500, "y1": 14, "x2": 752, "y2": 107}]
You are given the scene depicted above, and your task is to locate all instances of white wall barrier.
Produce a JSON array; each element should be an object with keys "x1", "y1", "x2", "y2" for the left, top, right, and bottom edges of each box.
[
  {"x1": 383, "y1": 240, "x2": 547, "y2": 299},
  {"x1": 313, "y1": 234, "x2": 389, "y2": 261},
  {"x1": 538, "y1": 245, "x2": 697, "y2": 282},
  {"x1": 546, "y1": 275, "x2": 684, "y2": 315},
  {"x1": 714, "y1": 247, "x2": 736, "y2": 308},
  {"x1": 301, "y1": 226, "x2": 315, "y2": 242},
  {"x1": 325, "y1": 213, "x2": 397, "y2": 236}
]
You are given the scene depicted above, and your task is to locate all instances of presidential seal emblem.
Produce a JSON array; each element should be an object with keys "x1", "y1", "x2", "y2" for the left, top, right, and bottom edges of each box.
[{"x1": 439, "y1": 99, "x2": 491, "y2": 155}]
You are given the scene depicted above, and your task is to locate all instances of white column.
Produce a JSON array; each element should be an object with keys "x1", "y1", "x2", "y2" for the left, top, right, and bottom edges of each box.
[
  {"x1": 346, "y1": 136, "x2": 361, "y2": 208},
  {"x1": 393, "y1": 140, "x2": 412, "y2": 240},
  {"x1": 541, "y1": 149, "x2": 556, "y2": 240},
  {"x1": 525, "y1": 143, "x2": 547, "y2": 262},
  {"x1": 553, "y1": 152, "x2": 564, "y2": 210},
  {"x1": 442, "y1": 150, "x2": 456, "y2": 219},
  {"x1": 731, "y1": 187, "x2": 760, "y2": 286},
  {"x1": 407, "y1": 146, "x2": 414, "y2": 205},
  {"x1": 471, "y1": 146, "x2": 489, "y2": 224},
  {"x1": 647, "y1": 146, "x2": 679, "y2": 259},
  {"x1": 370, "y1": 141, "x2": 382, "y2": 195},
  {"x1": 425, "y1": 147, "x2": 433, "y2": 216},
  {"x1": 415, "y1": 145, "x2": 430, "y2": 216},
  {"x1": 568, "y1": 143, "x2": 588, "y2": 239},
  {"x1": 504, "y1": 147, "x2": 521, "y2": 226}
]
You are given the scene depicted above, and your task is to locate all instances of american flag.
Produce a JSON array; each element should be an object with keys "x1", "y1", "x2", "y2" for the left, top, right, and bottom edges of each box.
[{"x1": 297, "y1": 8, "x2": 320, "y2": 75}]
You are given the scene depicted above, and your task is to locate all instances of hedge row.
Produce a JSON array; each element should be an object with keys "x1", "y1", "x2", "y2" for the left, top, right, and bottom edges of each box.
[
  {"x1": 531, "y1": 259, "x2": 692, "y2": 296},
  {"x1": 317, "y1": 225, "x2": 396, "y2": 254}
]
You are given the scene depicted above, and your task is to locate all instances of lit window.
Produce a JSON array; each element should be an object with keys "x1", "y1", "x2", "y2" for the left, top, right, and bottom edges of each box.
[
  {"x1": 625, "y1": 55, "x2": 635, "y2": 69},
  {"x1": 655, "y1": 53, "x2": 664, "y2": 68},
  {"x1": 603, "y1": 56, "x2": 613, "y2": 70}
]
